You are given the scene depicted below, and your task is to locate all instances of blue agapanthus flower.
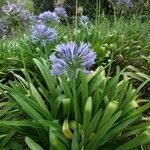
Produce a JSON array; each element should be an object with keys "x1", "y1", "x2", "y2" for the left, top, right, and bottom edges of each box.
[
  {"x1": 38, "y1": 11, "x2": 60, "y2": 25},
  {"x1": 54, "y1": 7, "x2": 68, "y2": 18},
  {"x1": 32, "y1": 24, "x2": 57, "y2": 46},
  {"x1": 2, "y1": 2, "x2": 22, "y2": 15},
  {"x1": 80, "y1": 15, "x2": 90, "y2": 26},
  {"x1": 2, "y1": 2, "x2": 32, "y2": 26},
  {"x1": 49, "y1": 42, "x2": 96, "y2": 77},
  {"x1": 19, "y1": 9, "x2": 32, "y2": 21},
  {"x1": 115, "y1": 0, "x2": 133, "y2": 6}
]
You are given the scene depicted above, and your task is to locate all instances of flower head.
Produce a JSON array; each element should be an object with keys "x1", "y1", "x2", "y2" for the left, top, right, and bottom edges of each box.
[
  {"x1": 2, "y1": 2, "x2": 32, "y2": 26},
  {"x1": 19, "y1": 9, "x2": 32, "y2": 21},
  {"x1": 49, "y1": 42, "x2": 96, "y2": 77},
  {"x1": 38, "y1": 11, "x2": 60, "y2": 25},
  {"x1": 32, "y1": 24, "x2": 57, "y2": 46},
  {"x1": 115, "y1": 0, "x2": 133, "y2": 7},
  {"x1": 80, "y1": 15, "x2": 90, "y2": 26},
  {"x1": 54, "y1": 7, "x2": 68, "y2": 18},
  {"x1": 2, "y1": 2, "x2": 22, "y2": 15}
]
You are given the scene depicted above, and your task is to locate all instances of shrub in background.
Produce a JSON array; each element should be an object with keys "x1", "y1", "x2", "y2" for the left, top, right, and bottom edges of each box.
[
  {"x1": 133, "y1": 0, "x2": 150, "y2": 20},
  {"x1": 32, "y1": 0, "x2": 55, "y2": 14},
  {"x1": 31, "y1": 0, "x2": 113, "y2": 19}
]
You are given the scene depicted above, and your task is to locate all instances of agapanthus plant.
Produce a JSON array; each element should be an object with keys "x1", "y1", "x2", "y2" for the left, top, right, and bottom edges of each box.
[
  {"x1": 32, "y1": 24, "x2": 57, "y2": 46},
  {"x1": 54, "y1": 7, "x2": 68, "y2": 18},
  {"x1": 2, "y1": 2, "x2": 22, "y2": 15},
  {"x1": 38, "y1": 11, "x2": 60, "y2": 26},
  {"x1": 2, "y1": 1, "x2": 32, "y2": 27},
  {"x1": 80, "y1": 15, "x2": 90, "y2": 26},
  {"x1": 49, "y1": 41, "x2": 96, "y2": 78}
]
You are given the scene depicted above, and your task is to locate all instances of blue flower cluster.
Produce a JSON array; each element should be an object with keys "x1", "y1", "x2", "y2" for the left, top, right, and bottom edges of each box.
[
  {"x1": 2, "y1": 2, "x2": 32, "y2": 23},
  {"x1": 37, "y1": 7, "x2": 68, "y2": 26},
  {"x1": 115, "y1": 0, "x2": 133, "y2": 7},
  {"x1": 2, "y1": 2, "x2": 22, "y2": 15},
  {"x1": 32, "y1": 24, "x2": 57, "y2": 46},
  {"x1": 38, "y1": 11, "x2": 60, "y2": 25},
  {"x1": 49, "y1": 42, "x2": 96, "y2": 77},
  {"x1": 31, "y1": 7, "x2": 68, "y2": 46},
  {"x1": 80, "y1": 15, "x2": 90, "y2": 26},
  {"x1": 54, "y1": 7, "x2": 68, "y2": 18}
]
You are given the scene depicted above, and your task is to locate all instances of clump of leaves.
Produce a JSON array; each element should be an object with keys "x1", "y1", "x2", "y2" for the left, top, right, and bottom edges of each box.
[{"x1": 0, "y1": 58, "x2": 149, "y2": 149}]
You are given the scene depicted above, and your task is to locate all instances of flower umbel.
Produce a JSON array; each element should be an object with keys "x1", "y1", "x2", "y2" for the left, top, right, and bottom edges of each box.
[
  {"x1": 115, "y1": 0, "x2": 133, "y2": 7},
  {"x1": 2, "y1": 2, "x2": 32, "y2": 27},
  {"x1": 54, "y1": 7, "x2": 68, "y2": 18},
  {"x1": 38, "y1": 11, "x2": 60, "y2": 25},
  {"x1": 32, "y1": 24, "x2": 57, "y2": 46},
  {"x1": 2, "y1": 2, "x2": 22, "y2": 15},
  {"x1": 49, "y1": 42, "x2": 96, "y2": 78},
  {"x1": 80, "y1": 15, "x2": 90, "y2": 26},
  {"x1": 19, "y1": 9, "x2": 32, "y2": 21}
]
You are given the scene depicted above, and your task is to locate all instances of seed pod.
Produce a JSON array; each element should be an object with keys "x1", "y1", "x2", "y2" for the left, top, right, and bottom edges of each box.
[
  {"x1": 125, "y1": 46, "x2": 130, "y2": 50},
  {"x1": 69, "y1": 120, "x2": 82, "y2": 131},
  {"x1": 103, "y1": 43, "x2": 109, "y2": 48},
  {"x1": 99, "y1": 46, "x2": 106, "y2": 57},
  {"x1": 109, "y1": 43, "x2": 117, "y2": 49},
  {"x1": 77, "y1": 6, "x2": 83, "y2": 14},
  {"x1": 55, "y1": 0, "x2": 66, "y2": 7}
]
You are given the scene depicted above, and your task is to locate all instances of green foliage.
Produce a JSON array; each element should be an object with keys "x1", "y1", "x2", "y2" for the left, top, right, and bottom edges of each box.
[
  {"x1": 0, "y1": 2, "x2": 149, "y2": 149},
  {"x1": 0, "y1": 21, "x2": 71, "y2": 80},
  {"x1": 75, "y1": 17, "x2": 150, "y2": 73},
  {"x1": 133, "y1": 0, "x2": 150, "y2": 20},
  {"x1": 0, "y1": 58, "x2": 149, "y2": 149}
]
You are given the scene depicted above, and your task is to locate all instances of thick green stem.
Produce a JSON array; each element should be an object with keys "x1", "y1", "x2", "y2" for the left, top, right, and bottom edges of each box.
[
  {"x1": 65, "y1": 18, "x2": 72, "y2": 41},
  {"x1": 72, "y1": 79, "x2": 80, "y2": 137},
  {"x1": 44, "y1": 45, "x2": 48, "y2": 59},
  {"x1": 75, "y1": 0, "x2": 78, "y2": 29}
]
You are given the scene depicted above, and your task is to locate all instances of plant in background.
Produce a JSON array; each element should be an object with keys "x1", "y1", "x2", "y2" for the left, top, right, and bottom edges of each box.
[
  {"x1": 32, "y1": 24, "x2": 57, "y2": 46},
  {"x1": 111, "y1": 0, "x2": 134, "y2": 18},
  {"x1": 1, "y1": 1, "x2": 32, "y2": 36}
]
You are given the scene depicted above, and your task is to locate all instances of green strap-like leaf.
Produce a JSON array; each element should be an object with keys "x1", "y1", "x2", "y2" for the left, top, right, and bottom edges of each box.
[
  {"x1": 71, "y1": 130, "x2": 79, "y2": 150},
  {"x1": 25, "y1": 137, "x2": 44, "y2": 150},
  {"x1": 88, "y1": 111, "x2": 122, "y2": 149},
  {"x1": 116, "y1": 130, "x2": 150, "y2": 150}
]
